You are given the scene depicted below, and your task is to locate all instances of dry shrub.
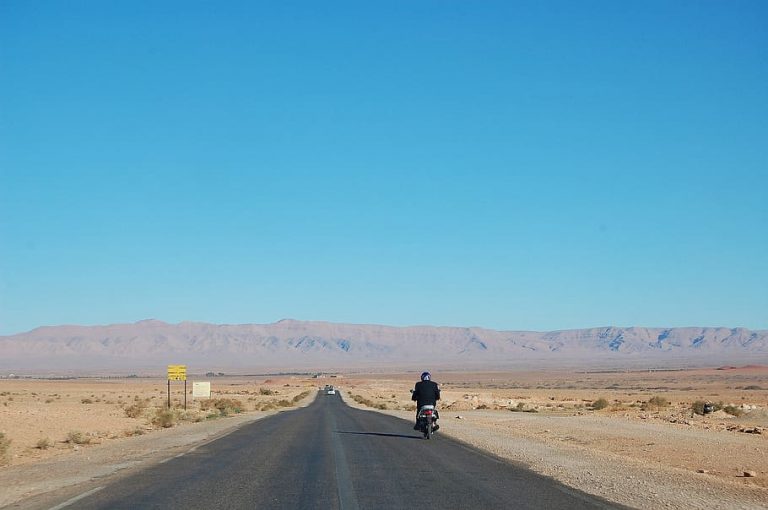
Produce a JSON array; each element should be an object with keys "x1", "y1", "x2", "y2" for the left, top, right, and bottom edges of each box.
[
  {"x1": 66, "y1": 431, "x2": 91, "y2": 445},
  {"x1": 691, "y1": 400, "x2": 707, "y2": 415},
  {"x1": 723, "y1": 405, "x2": 745, "y2": 417},
  {"x1": 259, "y1": 388, "x2": 275, "y2": 395},
  {"x1": 691, "y1": 400, "x2": 724, "y2": 415},
  {"x1": 81, "y1": 398, "x2": 93, "y2": 404},
  {"x1": 124, "y1": 401, "x2": 148, "y2": 418},
  {"x1": 35, "y1": 437, "x2": 52, "y2": 450},
  {"x1": 0, "y1": 432, "x2": 11, "y2": 465},
  {"x1": 200, "y1": 398, "x2": 244, "y2": 417},
  {"x1": 351, "y1": 394, "x2": 375, "y2": 407},
  {"x1": 591, "y1": 398, "x2": 609, "y2": 410},
  {"x1": 642, "y1": 396, "x2": 670, "y2": 411},
  {"x1": 152, "y1": 408, "x2": 178, "y2": 428},
  {"x1": 124, "y1": 427, "x2": 145, "y2": 437},
  {"x1": 510, "y1": 402, "x2": 538, "y2": 413}
]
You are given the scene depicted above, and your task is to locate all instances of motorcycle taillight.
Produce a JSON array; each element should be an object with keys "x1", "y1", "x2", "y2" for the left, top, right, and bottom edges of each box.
[{"x1": 424, "y1": 410, "x2": 433, "y2": 415}]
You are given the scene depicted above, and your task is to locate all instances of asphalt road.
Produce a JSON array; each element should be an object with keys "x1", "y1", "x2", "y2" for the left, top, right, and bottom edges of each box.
[{"x1": 55, "y1": 392, "x2": 625, "y2": 510}]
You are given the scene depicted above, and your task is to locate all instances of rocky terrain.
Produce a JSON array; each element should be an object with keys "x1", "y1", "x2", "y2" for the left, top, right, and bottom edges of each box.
[{"x1": 1, "y1": 319, "x2": 766, "y2": 372}]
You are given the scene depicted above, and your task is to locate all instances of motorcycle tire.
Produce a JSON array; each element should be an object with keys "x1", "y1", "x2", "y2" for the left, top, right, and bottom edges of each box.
[{"x1": 425, "y1": 421, "x2": 432, "y2": 440}]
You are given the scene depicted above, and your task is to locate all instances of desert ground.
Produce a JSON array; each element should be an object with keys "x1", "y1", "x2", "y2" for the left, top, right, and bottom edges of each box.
[{"x1": 1, "y1": 366, "x2": 767, "y2": 509}]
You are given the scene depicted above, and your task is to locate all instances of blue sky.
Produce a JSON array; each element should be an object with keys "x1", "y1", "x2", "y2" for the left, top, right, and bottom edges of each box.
[{"x1": 1, "y1": 1, "x2": 766, "y2": 335}]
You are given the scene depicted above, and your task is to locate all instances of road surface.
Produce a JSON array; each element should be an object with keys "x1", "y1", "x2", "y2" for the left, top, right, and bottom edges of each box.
[{"x1": 44, "y1": 392, "x2": 625, "y2": 509}]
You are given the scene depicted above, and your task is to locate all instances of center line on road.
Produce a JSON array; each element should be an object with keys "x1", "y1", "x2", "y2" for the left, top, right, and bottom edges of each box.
[{"x1": 328, "y1": 404, "x2": 360, "y2": 510}]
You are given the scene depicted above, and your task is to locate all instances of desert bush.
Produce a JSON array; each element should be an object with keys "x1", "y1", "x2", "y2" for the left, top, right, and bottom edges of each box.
[
  {"x1": 591, "y1": 398, "x2": 609, "y2": 410},
  {"x1": 0, "y1": 432, "x2": 11, "y2": 465},
  {"x1": 66, "y1": 431, "x2": 91, "y2": 445},
  {"x1": 35, "y1": 437, "x2": 52, "y2": 450},
  {"x1": 259, "y1": 388, "x2": 275, "y2": 395},
  {"x1": 200, "y1": 398, "x2": 244, "y2": 416},
  {"x1": 152, "y1": 408, "x2": 178, "y2": 428},
  {"x1": 351, "y1": 394, "x2": 376, "y2": 407},
  {"x1": 292, "y1": 391, "x2": 311, "y2": 403},
  {"x1": 743, "y1": 385, "x2": 764, "y2": 390},
  {"x1": 691, "y1": 400, "x2": 724, "y2": 415},
  {"x1": 723, "y1": 405, "x2": 745, "y2": 417},
  {"x1": 691, "y1": 400, "x2": 706, "y2": 415},
  {"x1": 642, "y1": 396, "x2": 670, "y2": 411},
  {"x1": 124, "y1": 401, "x2": 148, "y2": 418},
  {"x1": 124, "y1": 427, "x2": 145, "y2": 437}
]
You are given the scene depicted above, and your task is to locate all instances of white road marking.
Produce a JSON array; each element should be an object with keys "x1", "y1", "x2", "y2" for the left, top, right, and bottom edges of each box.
[{"x1": 48, "y1": 486, "x2": 103, "y2": 510}]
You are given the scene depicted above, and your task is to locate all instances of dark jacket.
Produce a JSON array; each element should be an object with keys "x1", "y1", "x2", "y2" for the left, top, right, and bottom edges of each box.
[{"x1": 412, "y1": 380, "x2": 440, "y2": 407}]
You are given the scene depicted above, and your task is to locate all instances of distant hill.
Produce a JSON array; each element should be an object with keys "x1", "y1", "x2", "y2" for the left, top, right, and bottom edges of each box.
[{"x1": 1, "y1": 319, "x2": 766, "y2": 374}]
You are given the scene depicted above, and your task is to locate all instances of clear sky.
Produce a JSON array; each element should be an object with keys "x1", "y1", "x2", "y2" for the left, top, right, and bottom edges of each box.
[{"x1": 1, "y1": 1, "x2": 766, "y2": 335}]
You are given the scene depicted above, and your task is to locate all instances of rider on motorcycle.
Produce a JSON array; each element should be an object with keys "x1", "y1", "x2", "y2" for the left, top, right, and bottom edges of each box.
[{"x1": 412, "y1": 371, "x2": 440, "y2": 431}]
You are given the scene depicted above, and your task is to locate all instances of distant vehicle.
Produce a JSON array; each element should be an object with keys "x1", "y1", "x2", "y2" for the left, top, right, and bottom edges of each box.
[{"x1": 326, "y1": 386, "x2": 336, "y2": 395}]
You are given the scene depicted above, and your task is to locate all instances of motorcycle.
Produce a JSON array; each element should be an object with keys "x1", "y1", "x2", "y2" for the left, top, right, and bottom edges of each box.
[{"x1": 416, "y1": 404, "x2": 439, "y2": 439}]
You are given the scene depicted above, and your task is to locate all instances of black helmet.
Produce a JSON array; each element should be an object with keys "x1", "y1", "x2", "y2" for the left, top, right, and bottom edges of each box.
[{"x1": 420, "y1": 371, "x2": 431, "y2": 381}]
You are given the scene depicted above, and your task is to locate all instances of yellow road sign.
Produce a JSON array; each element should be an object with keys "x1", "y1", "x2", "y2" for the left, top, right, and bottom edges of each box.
[{"x1": 167, "y1": 364, "x2": 187, "y2": 381}]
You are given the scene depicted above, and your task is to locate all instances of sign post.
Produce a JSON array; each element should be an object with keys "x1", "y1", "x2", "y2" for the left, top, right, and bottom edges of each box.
[{"x1": 167, "y1": 365, "x2": 188, "y2": 409}]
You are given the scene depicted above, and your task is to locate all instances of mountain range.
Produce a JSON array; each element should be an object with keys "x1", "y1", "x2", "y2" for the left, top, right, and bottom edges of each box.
[{"x1": 1, "y1": 319, "x2": 766, "y2": 374}]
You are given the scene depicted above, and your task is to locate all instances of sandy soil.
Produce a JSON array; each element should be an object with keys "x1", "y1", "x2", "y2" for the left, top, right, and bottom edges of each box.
[{"x1": 1, "y1": 368, "x2": 767, "y2": 509}]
